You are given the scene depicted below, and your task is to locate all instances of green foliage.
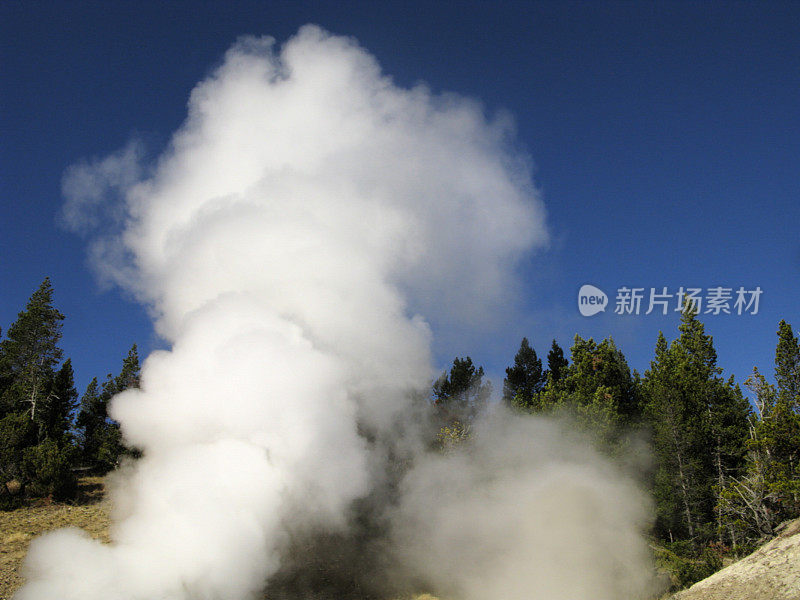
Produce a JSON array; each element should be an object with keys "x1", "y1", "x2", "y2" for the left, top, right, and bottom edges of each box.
[
  {"x1": 546, "y1": 339, "x2": 568, "y2": 382},
  {"x1": 768, "y1": 321, "x2": 800, "y2": 509},
  {"x1": 562, "y1": 336, "x2": 639, "y2": 422},
  {"x1": 502, "y1": 337, "x2": 544, "y2": 405},
  {"x1": 39, "y1": 359, "x2": 78, "y2": 444},
  {"x1": 654, "y1": 542, "x2": 725, "y2": 591},
  {"x1": 0, "y1": 411, "x2": 36, "y2": 482},
  {"x1": 427, "y1": 311, "x2": 794, "y2": 587},
  {"x1": 0, "y1": 278, "x2": 65, "y2": 424},
  {"x1": 0, "y1": 280, "x2": 76, "y2": 448},
  {"x1": 0, "y1": 280, "x2": 81, "y2": 506},
  {"x1": 0, "y1": 279, "x2": 138, "y2": 506},
  {"x1": 96, "y1": 422, "x2": 127, "y2": 471},
  {"x1": 76, "y1": 377, "x2": 101, "y2": 459},
  {"x1": 76, "y1": 345, "x2": 140, "y2": 472},
  {"x1": 775, "y1": 320, "x2": 800, "y2": 408},
  {"x1": 436, "y1": 421, "x2": 471, "y2": 453},
  {"x1": 115, "y1": 344, "x2": 142, "y2": 393},
  {"x1": 517, "y1": 335, "x2": 638, "y2": 450},
  {"x1": 642, "y1": 310, "x2": 750, "y2": 545},
  {"x1": 719, "y1": 322, "x2": 800, "y2": 545},
  {"x1": 432, "y1": 356, "x2": 491, "y2": 422},
  {"x1": 21, "y1": 439, "x2": 77, "y2": 500}
]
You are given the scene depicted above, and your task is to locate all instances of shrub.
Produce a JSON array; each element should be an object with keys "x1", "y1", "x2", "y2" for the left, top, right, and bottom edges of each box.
[
  {"x1": 0, "y1": 412, "x2": 36, "y2": 482},
  {"x1": 654, "y1": 541, "x2": 725, "y2": 591},
  {"x1": 21, "y1": 439, "x2": 77, "y2": 500}
]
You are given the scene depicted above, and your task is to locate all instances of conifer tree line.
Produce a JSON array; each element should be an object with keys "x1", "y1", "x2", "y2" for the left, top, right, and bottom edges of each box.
[
  {"x1": 434, "y1": 310, "x2": 800, "y2": 563},
  {"x1": 0, "y1": 278, "x2": 139, "y2": 507},
  {"x1": 2, "y1": 277, "x2": 798, "y2": 569}
]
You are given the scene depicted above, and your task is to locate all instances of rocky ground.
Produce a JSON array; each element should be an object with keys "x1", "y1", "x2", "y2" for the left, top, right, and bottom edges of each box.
[{"x1": 671, "y1": 518, "x2": 800, "y2": 600}]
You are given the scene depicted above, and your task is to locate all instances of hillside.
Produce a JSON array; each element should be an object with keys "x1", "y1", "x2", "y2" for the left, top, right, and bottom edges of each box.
[
  {"x1": 671, "y1": 518, "x2": 800, "y2": 600},
  {"x1": 0, "y1": 478, "x2": 110, "y2": 599},
  {"x1": 3, "y1": 478, "x2": 799, "y2": 600}
]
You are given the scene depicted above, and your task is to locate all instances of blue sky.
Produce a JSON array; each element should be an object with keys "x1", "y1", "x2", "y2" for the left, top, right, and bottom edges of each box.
[{"x1": 1, "y1": 1, "x2": 798, "y2": 397}]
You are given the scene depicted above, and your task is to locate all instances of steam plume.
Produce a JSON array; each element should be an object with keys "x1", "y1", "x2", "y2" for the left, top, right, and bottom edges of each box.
[
  {"x1": 19, "y1": 25, "x2": 654, "y2": 600},
  {"x1": 391, "y1": 411, "x2": 657, "y2": 600}
]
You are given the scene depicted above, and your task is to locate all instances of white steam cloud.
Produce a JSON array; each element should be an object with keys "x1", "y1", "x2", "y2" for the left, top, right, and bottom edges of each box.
[
  {"x1": 20, "y1": 25, "x2": 655, "y2": 600},
  {"x1": 391, "y1": 412, "x2": 656, "y2": 600}
]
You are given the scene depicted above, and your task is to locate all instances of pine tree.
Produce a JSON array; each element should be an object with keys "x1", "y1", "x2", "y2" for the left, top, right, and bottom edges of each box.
[
  {"x1": 538, "y1": 335, "x2": 638, "y2": 444},
  {"x1": 502, "y1": 337, "x2": 544, "y2": 406},
  {"x1": 547, "y1": 339, "x2": 568, "y2": 383},
  {"x1": 0, "y1": 411, "x2": 36, "y2": 487},
  {"x1": 642, "y1": 310, "x2": 750, "y2": 544},
  {"x1": 38, "y1": 359, "x2": 78, "y2": 443},
  {"x1": 775, "y1": 320, "x2": 800, "y2": 409},
  {"x1": 718, "y1": 368, "x2": 780, "y2": 545},
  {"x1": 570, "y1": 336, "x2": 638, "y2": 420},
  {"x1": 433, "y1": 356, "x2": 491, "y2": 422},
  {"x1": 115, "y1": 344, "x2": 140, "y2": 392},
  {"x1": 644, "y1": 327, "x2": 707, "y2": 542},
  {"x1": 707, "y1": 377, "x2": 751, "y2": 544},
  {"x1": 761, "y1": 322, "x2": 800, "y2": 515},
  {"x1": 0, "y1": 280, "x2": 78, "y2": 503},
  {"x1": 718, "y1": 321, "x2": 800, "y2": 548},
  {"x1": 76, "y1": 377, "x2": 103, "y2": 464},
  {"x1": 0, "y1": 278, "x2": 65, "y2": 422},
  {"x1": 77, "y1": 345, "x2": 140, "y2": 471}
]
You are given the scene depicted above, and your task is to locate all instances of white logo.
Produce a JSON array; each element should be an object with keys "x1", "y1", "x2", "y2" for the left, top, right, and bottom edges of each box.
[{"x1": 578, "y1": 284, "x2": 608, "y2": 317}]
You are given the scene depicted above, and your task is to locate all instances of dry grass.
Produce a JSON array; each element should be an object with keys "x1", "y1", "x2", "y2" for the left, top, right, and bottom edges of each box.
[
  {"x1": 0, "y1": 477, "x2": 110, "y2": 599},
  {"x1": 0, "y1": 477, "x2": 439, "y2": 600}
]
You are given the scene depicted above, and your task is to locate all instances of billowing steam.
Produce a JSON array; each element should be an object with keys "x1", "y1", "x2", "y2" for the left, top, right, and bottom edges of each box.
[
  {"x1": 18, "y1": 25, "x2": 655, "y2": 600},
  {"x1": 392, "y1": 413, "x2": 656, "y2": 600}
]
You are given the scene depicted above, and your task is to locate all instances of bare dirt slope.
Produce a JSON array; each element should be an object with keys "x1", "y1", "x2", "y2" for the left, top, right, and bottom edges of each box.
[
  {"x1": 0, "y1": 478, "x2": 110, "y2": 599},
  {"x1": 672, "y1": 518, "x2": 800, "y2": 600}
]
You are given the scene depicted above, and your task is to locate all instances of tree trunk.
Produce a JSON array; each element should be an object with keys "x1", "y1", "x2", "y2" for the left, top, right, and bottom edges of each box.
[
  {"x1": 672, "y1": 425, "x2": 696, "y2": 540},
  {"x1": 716, "y1": 437, "x2": 724, "y2": 545}
]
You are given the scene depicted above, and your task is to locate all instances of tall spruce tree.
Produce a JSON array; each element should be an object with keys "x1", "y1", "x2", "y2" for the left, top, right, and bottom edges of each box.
[
  {"x1": 642, "y1": 310, "x2": 750, "y2": 544},
  {"x1": 775, "y1": 320, "x2": 800, "y2": 409},
  {"x1": 707, "y1": 376, "x2": 752, "y2": 544},
  {"x1": 0, "y1": 278, "x2": 65, "y2": 422},
  {"x1": 547, "y1": 340, "x2": 568, "y2": 383},
  {"x1": 0, "y1": 279, "x2": 77, "y2": 502},
  {"x1": 644, "y1": 327, "x2": 708, "y2": 542},
  {"x1": 503, "y1": 337, "x2": 544, "y2": 406},
  {"x1": 761, "y1": 321, "x2": 800, "y2": 514}
]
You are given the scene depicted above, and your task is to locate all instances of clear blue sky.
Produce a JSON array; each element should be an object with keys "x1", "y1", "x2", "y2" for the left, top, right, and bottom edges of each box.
[{"x1": 1, "y1": 1, "x2": 798, "y2": 398}]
